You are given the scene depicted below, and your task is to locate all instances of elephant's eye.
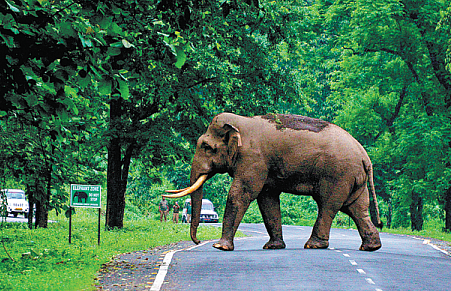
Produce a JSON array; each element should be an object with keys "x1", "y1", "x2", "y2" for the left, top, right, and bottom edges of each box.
[{"x1": 202, "y1": 142, "x2": 216, "y2": 153}]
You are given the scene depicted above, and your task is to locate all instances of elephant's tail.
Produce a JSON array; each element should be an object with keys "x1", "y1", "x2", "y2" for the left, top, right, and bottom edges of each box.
[{"x1": 366, "y1": 162, "x2": 383, "y2": 229}]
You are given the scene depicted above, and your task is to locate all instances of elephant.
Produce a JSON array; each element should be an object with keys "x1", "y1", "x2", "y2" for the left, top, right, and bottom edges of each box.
[
  {"x1": 164, "y1": 113, "x2": 382, "y2": 252},
  {"x1": 73, "y1": 191, "x2": 88, "y2": 204}
]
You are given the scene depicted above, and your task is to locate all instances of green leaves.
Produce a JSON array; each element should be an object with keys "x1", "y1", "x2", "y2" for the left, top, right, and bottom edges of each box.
[
  {"x1": 324, "y1": 0, "x2": 451, "y2": 230},
  {"x1": 99, "y1": 78, "x2": 112, "y2": 96},
  {"x1": 116, "y1": 79, "x2": 129, "y2": 100},
  {"x1": 174, "y1": 46, "x2": 187, "y2": 69}
]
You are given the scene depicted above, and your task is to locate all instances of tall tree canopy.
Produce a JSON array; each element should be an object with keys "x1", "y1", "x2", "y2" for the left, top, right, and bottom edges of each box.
[
  {"x1": 319, "y1": 0, "x2": 451, "y2": 230},
  {"x1": 2, "y1": 0, "x2": 450, "y2": 231}
]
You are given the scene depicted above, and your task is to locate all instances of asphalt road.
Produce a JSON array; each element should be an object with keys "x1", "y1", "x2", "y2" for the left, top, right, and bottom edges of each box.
[
  {"x1": 155, "y1": 223, "x2": 451, "y2": 291},
  {"x1": 2, "y1": 213, "x2": 30, "y2": 223}
]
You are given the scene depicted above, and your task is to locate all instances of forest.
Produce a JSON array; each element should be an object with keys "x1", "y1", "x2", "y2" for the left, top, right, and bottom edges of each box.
[{"x1": 1, "y1": 0, "x2": 451, "y2": 233}]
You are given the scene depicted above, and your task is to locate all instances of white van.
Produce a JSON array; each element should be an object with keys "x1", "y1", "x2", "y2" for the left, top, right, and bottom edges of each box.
[
  {"x1": 0, "y1": 189, "x2": 30, "y2": 218},
  {"x1": 181, "y1": 198, "x2": 219, "y2": 223}
]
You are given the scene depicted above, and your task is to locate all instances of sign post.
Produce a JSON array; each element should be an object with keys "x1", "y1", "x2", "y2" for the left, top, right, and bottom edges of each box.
[{"x1": 69, "y1": 184, "x2": 102, "y2": 245}]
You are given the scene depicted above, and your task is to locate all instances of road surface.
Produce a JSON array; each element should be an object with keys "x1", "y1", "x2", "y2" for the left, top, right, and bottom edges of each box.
[
  {"x1": 2, "y1": 213, "x2": 30, "y2": 223},
  {"x1": 154, "y1": 223, "x2": 451, "y2": 291}
]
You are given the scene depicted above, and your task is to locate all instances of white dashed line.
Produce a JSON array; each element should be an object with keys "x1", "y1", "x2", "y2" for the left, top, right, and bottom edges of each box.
[
  {"x1": 243, "y1": 230, "x2": 268, "y2": 235},
  {"x1": 365, "y1": 278, "x2": 375, "y2": 284},
  {"x1": 333, "y1": 249, "x2": 382, "y2": 291}
]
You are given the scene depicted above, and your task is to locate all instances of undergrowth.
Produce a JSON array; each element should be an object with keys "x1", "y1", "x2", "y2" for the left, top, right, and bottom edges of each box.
[{"x1": 0, "y1": 208, "x2": 222, "y2": 291}]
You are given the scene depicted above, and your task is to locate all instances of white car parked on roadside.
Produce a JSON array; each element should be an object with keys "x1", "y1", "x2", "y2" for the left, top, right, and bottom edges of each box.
[
  {"x1": 0, "y1": 189, "x2": 30, "y2": 218},
  {"x1": 181, "y1": 198, "x2": 219, "y2": 223}
]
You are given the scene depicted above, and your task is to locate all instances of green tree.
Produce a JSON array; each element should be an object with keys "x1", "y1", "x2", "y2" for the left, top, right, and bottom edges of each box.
[{"x1": 321, "y1": 0, "x2": 451, "y2": 230}]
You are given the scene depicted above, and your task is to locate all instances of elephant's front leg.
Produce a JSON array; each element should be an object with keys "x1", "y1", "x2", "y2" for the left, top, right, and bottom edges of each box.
[
  {"x1": 213, "y1": 180, "x2": 257, "y2": 251},
  {"x1": 257, "y1": 189, "x2": 286, "y2": 249},
  {"x1": 304, "y1": 207, "x2": 338, "y2": 249}
]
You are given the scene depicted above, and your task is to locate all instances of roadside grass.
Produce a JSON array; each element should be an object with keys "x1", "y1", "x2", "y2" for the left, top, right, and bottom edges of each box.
[
  {"x1": 381, "y1": 220, "x2": 451, "y2": 242},
  {"x1": 329, "y1": 215, "x2": 451, "y2": 243},
  {"x1": 0, "y1": 209, "x2": 222, "y2": 291}
]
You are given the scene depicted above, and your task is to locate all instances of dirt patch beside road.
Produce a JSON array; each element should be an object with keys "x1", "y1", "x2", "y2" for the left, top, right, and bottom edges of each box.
[{"x1": 95, "y1": 241, "x2": 194, "y2": 290}]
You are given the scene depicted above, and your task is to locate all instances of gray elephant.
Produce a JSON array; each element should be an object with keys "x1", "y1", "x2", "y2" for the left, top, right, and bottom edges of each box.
[{"x1": 164, "y1": 113, "x2": 382, "y2": 252}]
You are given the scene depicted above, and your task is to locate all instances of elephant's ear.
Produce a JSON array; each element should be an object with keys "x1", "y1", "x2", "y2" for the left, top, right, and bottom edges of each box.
[{"x1": 223, "y1": 124, "x2": 242, "y2": 164}]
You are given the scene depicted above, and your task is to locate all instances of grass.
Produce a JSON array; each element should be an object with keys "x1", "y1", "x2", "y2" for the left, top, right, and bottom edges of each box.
[
  {"x1": 1, "y1": 209, "x2": 450, "y2": 291},
  {"x1": 380, "y1": 220, "x2": 451, "y2": 242},
  {"x1": 0, "y1": 209, "x2": 222, "y2": 291}
]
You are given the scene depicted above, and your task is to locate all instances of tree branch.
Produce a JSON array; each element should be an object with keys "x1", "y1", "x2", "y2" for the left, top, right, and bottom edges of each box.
[{"x1": 373, "y1": 85, "x2": 407, "y2": 141}]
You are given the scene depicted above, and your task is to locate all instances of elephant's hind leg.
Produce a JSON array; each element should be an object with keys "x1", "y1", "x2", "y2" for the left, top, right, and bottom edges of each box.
[
  {"x1": 257, "y1": 189, "x2": 286, "y2": 249},
  {"x1": 342, "y1": 187, "x2": 381, "y2": 252}
]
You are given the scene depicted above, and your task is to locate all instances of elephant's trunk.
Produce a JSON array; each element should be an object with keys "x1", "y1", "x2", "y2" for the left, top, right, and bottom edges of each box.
[
  {"x1": 163, "y1": 172, "x2": 208, "y2": 245},
  {"x1": 190, "y1": 187, "x2": 203, "y2": 244},
  {"x1": 190, "y1": 169, "x2": 208, "y2": 244}
]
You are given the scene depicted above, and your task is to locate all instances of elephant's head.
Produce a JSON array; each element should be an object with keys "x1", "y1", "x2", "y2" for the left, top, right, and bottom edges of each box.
[{"x1": 163, "y1": 114, "x2": 242, "y2": 244}]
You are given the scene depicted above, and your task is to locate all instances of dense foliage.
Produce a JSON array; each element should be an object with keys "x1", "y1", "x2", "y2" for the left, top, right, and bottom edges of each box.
[{"x1": 1, "y1": 0, "x2": 451, "y2": 232}]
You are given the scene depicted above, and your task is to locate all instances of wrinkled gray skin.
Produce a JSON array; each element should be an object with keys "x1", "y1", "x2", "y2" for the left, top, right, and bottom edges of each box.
[{"x1": 188, "y1": 113, "x2": 382, "y2": 252}]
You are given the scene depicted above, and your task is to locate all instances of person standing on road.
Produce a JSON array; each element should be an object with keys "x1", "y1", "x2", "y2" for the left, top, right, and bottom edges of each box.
[
  {"x1": 186, "y1": 200, "x2": 192, "y2": 223},
  {"x1": 159, "y1": 196, "x2": 169, "y2": 222},
  {"x1": 172, "y1": 201, "x2": 180, "y2": 223}
]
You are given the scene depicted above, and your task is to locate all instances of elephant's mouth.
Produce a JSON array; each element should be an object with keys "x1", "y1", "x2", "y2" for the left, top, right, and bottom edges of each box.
[{"x1": 163, "y1": 174, "x2": 208, "y2": 198}]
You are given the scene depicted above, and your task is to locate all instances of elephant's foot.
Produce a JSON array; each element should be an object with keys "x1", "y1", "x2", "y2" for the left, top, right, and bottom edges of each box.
[
  {"x1": 263, "y1": 239, "x2": 286, "y2": 250},
  {"x1": 304, "y1": 237, "x2": 329, "y2": 249},
  {"x1": 213, "y1": 239, "x2": 234, "y2": 251},
  {"x1": 359, "y1": 236, "x2": 382, "y2": 252}
]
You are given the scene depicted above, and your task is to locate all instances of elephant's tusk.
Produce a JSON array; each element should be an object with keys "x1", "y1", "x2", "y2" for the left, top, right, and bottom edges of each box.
[
  {"x1": 163, "y1": 175, "x2": 208, "y2": 198},
  {"x1": 165, "y1": 187, "x2": 189, "y2": 193}
]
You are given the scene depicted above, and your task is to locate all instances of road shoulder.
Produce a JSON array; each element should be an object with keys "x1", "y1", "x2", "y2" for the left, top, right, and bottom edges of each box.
[{"x1": 95, "y1": 240, "x2": 194, "y2": 290}]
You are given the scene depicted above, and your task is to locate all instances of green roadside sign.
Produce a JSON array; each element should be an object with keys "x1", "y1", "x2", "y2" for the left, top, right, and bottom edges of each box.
[
  {"x1": 70, "y1": 184, "x2": 101, "y2": 208},
  {"x1": 69, "y1": 184, "x2": 102, "y2": 245}
]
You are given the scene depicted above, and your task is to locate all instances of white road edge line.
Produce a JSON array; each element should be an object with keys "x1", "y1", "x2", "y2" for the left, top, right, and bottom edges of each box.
[
  {"x1": 423, "y1": 239, "x2": 450, "y2": 255},
  {"x1": 150, "y1": 240, "x2": 212, "y2": 291}
]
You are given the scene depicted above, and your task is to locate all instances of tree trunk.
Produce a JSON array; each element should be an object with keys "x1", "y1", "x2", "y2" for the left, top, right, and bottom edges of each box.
[
  {"x1": 386, "y1": 199, "x2": 392, "y2": 229},
  {"x1": 36, "y1": 200, "x2": 48, "y2": 228},
  {"x1": 26, "y1": 185, "x2": 34, "y2": 230},
  {"x1": 35, "y1": 187, "x2": 49, "y2": 228},
  {"x1": 445, "y1": 186, "x2": 451, "y2": 232},
  {"x1": 106, "y1": 138, "x2": 126, "y2": 229},
  {"x1": 410, "y1": 193, "x2": 423, "y2": 231},
  {"x1": 105, "y1": 95, "x2": 149, "y2": 229},
  {"x1": 106, "y1": 98, "x2": 126, "y2": 229}
]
